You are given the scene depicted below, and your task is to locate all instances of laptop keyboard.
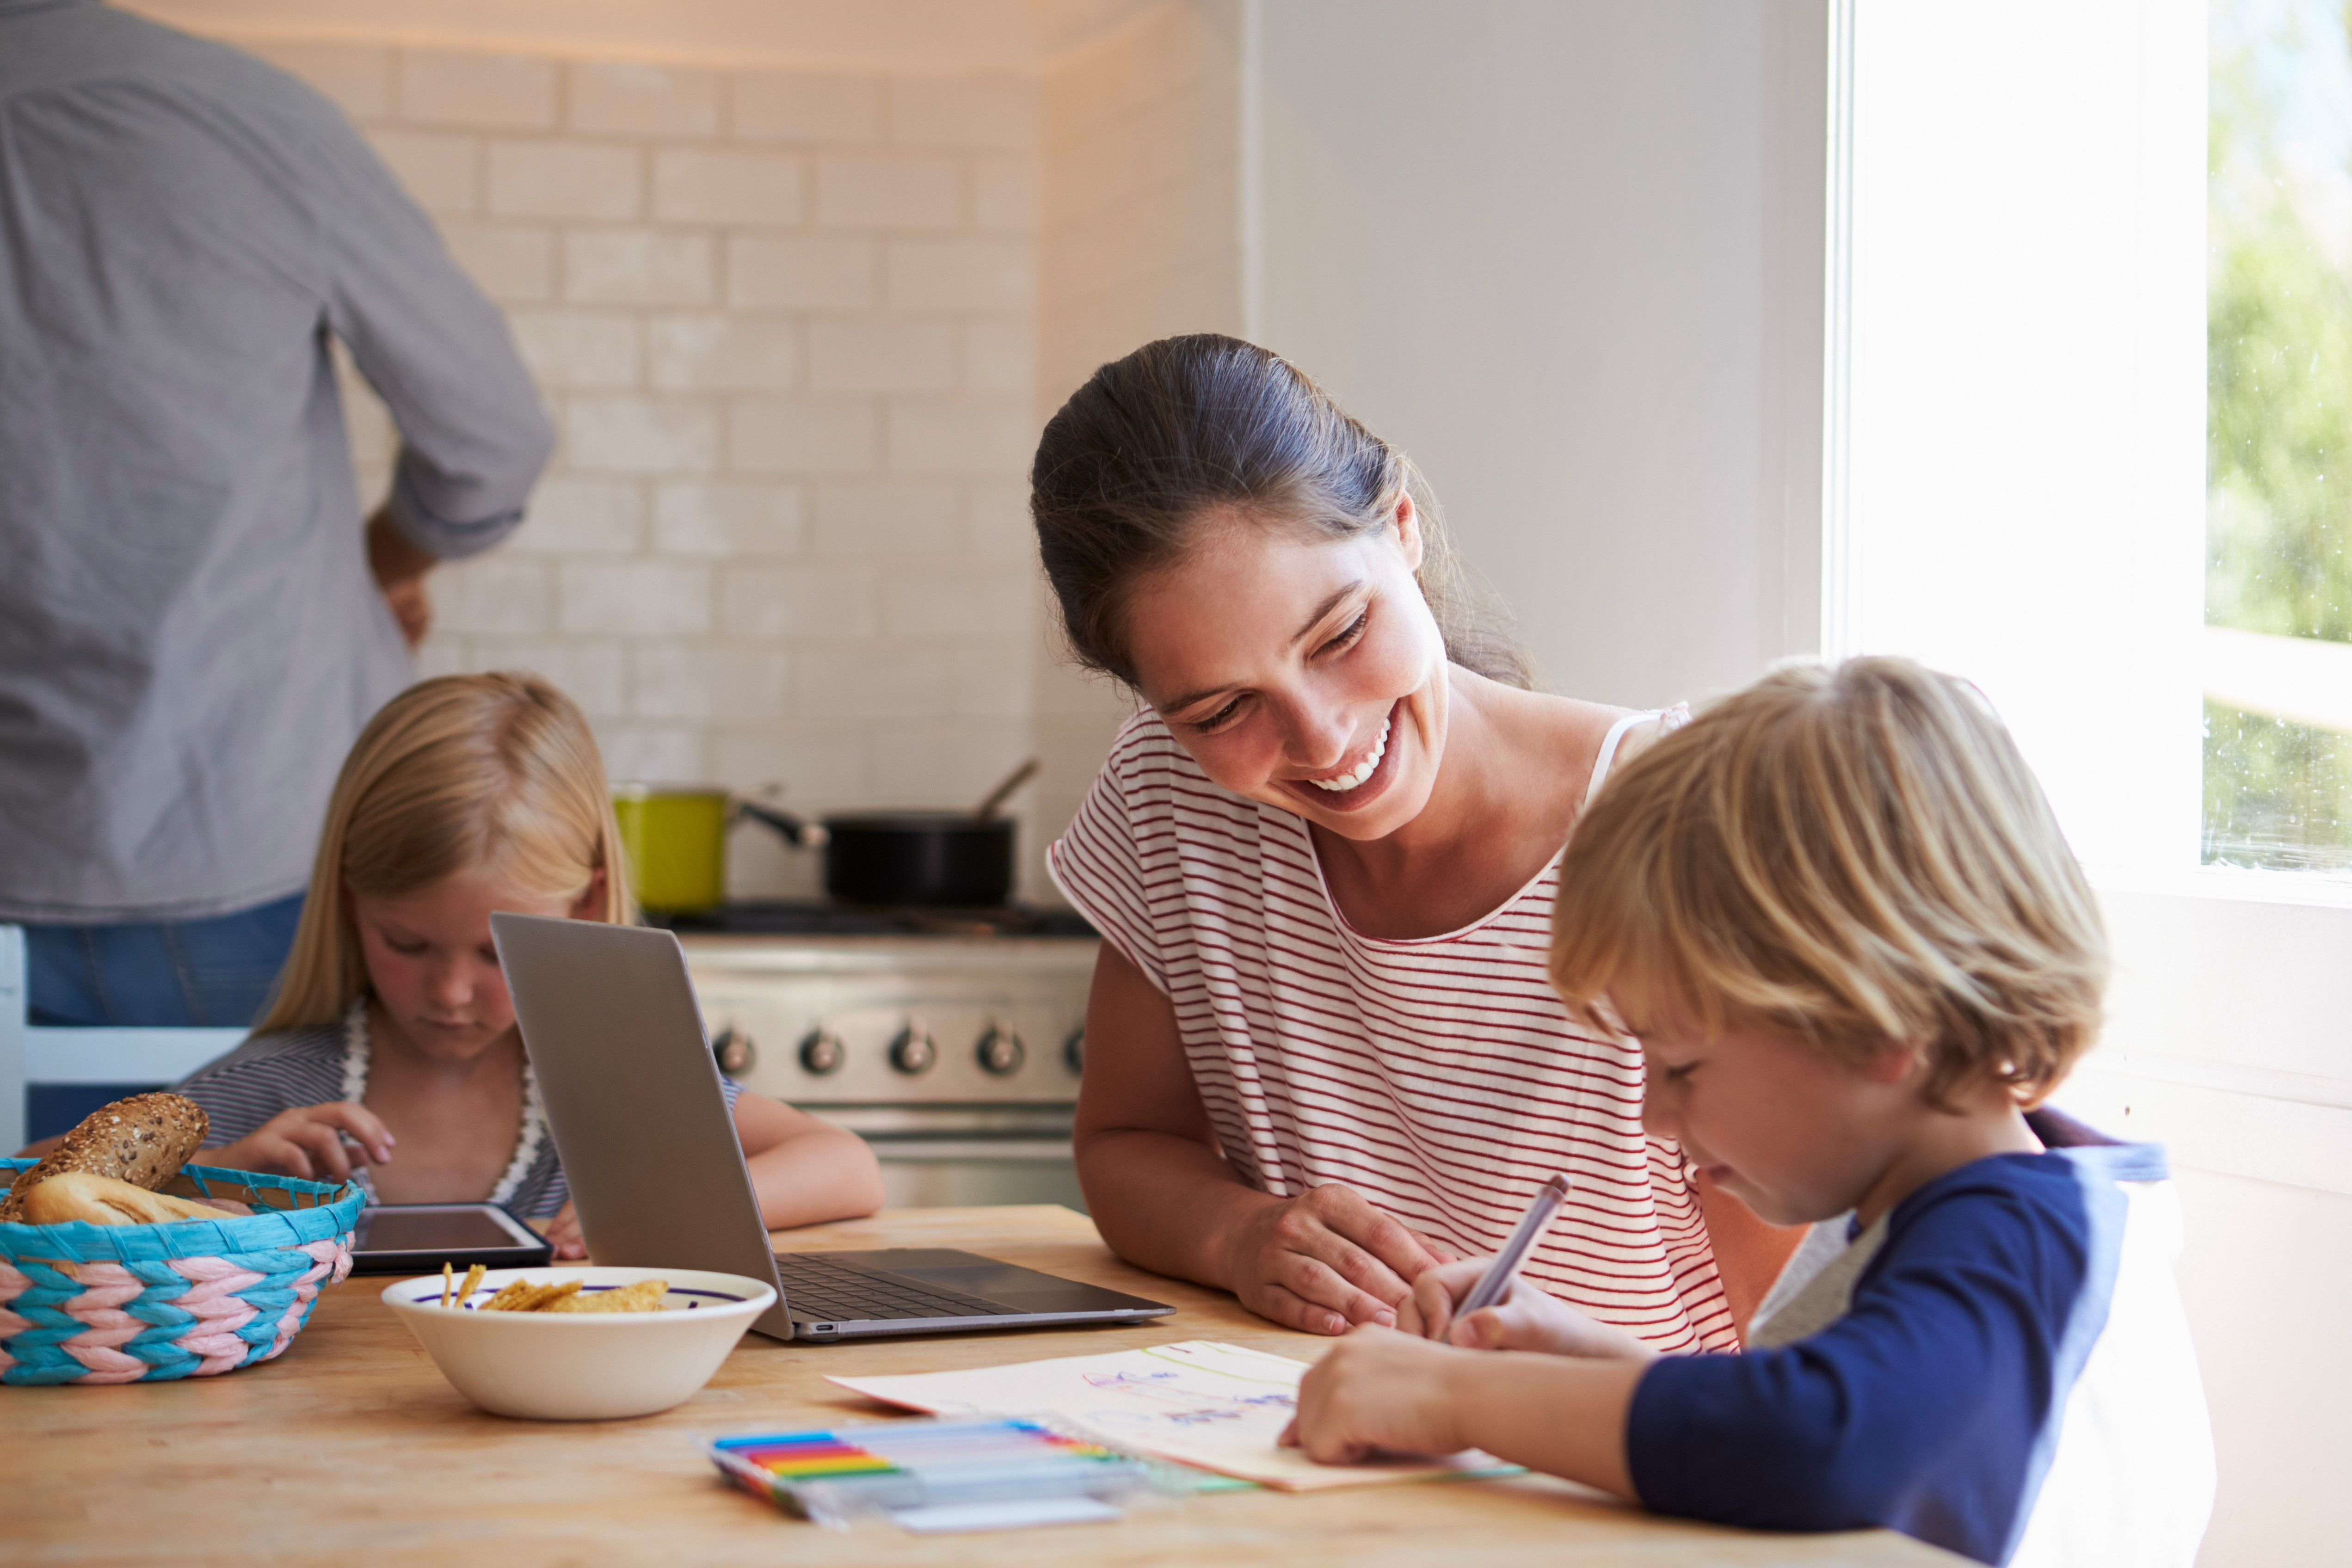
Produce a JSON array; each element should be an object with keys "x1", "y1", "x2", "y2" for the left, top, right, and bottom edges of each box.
[{"x1": 775, "y1": 1251, "x2": 1007, "y2": 1323}]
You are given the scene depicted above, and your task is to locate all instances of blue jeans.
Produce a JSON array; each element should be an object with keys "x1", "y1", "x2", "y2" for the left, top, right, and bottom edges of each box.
[{"x1": 23, "y1": 892, "x2": 305, "y2": 1028}]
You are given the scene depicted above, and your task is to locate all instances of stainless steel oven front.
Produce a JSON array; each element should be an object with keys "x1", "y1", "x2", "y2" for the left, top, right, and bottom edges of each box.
[{"x1": 680, "y1": 934, "x2": 1096, "y2": 1212}]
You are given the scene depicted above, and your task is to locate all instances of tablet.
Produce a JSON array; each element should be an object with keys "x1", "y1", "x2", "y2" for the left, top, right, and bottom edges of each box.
[{"x1": 348, "y1": 1203, "x2": 553, "y2": 1274}]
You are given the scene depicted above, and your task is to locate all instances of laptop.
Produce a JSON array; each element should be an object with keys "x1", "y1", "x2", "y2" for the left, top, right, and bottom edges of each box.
[{"x1": 489, "y1": 912, "x2": 1175, "y2": 1342}]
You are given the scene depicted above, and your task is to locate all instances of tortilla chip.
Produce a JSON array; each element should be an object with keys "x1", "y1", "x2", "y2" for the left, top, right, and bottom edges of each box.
[
  {"x1": 542, "y1": 1278, "x2": 670, "y2": 1314},
  {"x1": 481, "y1": 1278, "x2": 584, "y2": 1312},
  {"x1": 456, "y1": 1263, "x2": 486, "y2": 1308}
]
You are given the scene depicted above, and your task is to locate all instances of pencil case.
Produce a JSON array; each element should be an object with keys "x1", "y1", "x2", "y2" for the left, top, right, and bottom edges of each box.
[{"x1": 0, "y1": 1158, "x2": 363, "y2": 1385}]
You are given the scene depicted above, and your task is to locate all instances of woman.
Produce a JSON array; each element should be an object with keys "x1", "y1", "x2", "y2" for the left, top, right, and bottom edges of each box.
[{"x1": 1037, "y1": 335, "x2": 1798, "y2": 1348}]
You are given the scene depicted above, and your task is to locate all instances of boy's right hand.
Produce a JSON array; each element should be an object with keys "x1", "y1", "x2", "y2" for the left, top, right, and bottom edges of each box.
[
  {"x1": 1400, "y1": 1258, "x2": 1655, "y2": 1361},
  {"x1": 203, "y1": 1103, "x2": 394, "y2": 1185}
]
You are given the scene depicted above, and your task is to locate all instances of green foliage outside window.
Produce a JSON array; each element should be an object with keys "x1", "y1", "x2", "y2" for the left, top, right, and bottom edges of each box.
[{"x1": 2204, "y1": 0, "x2": 2352, "y2": 869}]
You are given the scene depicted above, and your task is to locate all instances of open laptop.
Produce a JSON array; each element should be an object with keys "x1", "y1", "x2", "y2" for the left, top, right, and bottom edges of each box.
[{"x1": 489, "y1": 912, "x2": 1174, "y2": 1342}]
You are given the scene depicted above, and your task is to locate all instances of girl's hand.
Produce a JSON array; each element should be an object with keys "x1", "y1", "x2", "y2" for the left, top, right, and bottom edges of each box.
[
  {"x1": 203, "y1": 1102, "x2": 393, "y2": 1185},
  {"x1": 1222, "y1": 1183, "x2": 1456, "y2": 1336},
  {"x1": 546, "y1": 1201, "x2": 586, "y2": 1260},
  {"x1": 1280, "y1": 1325, "x2": 1474, "y2": 1463},
  {"x1": 1400, "y1": 1258, "x2": 1654, "y2": 1360}
]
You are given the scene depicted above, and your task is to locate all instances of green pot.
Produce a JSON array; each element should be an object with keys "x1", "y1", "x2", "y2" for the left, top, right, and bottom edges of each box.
[{"x1": 612, "y1": 785, "x2": 731, "y2": 913}]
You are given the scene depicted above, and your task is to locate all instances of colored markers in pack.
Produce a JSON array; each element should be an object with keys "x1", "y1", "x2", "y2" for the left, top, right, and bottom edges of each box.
[{"x1": 710, "y1": 1417, "x2": 1161, "y2": 1531}]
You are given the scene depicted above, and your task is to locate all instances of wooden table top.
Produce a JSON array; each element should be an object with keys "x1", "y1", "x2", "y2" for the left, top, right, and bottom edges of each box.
[{"x1": 4, "y1": 1206, "x2": 1958, "y2": 1566}]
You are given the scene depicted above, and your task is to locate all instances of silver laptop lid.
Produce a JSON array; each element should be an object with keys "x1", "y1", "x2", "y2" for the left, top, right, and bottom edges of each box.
[{"x1": 490, "y1": 913, "x2": 794, "y2": 1339}]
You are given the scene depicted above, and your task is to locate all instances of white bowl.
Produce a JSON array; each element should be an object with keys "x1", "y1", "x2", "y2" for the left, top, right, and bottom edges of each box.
[{"x1": 382, "y1": 1266, "x2": 776, "y2": 1420}]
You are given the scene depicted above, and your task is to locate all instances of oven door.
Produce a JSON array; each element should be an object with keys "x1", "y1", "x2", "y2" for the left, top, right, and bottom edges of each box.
[{"x1": 822, "y1": 1105, "x2": 1085, "y2": 1213}]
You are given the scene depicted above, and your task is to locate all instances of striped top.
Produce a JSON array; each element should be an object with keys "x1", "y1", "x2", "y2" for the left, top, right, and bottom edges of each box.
[
  {"x1": 175, "y1": 997, "x2": 741, "y2": 1219},
  {"x1": 1048, "y1": 708, "x2": 1738, "y2": 1353}
]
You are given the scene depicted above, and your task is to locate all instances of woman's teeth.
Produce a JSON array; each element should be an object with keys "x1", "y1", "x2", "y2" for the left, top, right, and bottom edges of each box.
[{"x1": 1310, "y1": 718, "x2": 1391, "y2": 792}]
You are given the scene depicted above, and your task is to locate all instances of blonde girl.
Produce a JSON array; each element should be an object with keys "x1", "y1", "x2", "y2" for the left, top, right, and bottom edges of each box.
[{"x1": 176, "y1": 673, "x2": 882, "y2": 1255}]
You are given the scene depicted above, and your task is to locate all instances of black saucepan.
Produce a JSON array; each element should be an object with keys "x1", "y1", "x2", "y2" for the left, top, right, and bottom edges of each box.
[{"x1": 737, "y1": 758, "x2": 1040, "y2": 909}]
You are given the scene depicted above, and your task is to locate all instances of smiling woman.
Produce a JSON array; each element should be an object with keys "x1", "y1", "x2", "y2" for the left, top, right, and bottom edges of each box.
[{"x1": 1034, "y1": 335, "x2": 1800, "y2": 1348}]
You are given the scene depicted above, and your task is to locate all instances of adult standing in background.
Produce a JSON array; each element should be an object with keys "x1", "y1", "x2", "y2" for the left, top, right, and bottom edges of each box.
[{"x1": 0, "y1": 0, "x2": 554, "y2": 1026}]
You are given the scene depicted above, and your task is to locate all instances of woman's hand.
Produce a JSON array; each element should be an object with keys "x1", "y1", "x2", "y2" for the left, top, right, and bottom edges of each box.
[
  {"x1": 546, "y1": 1201, "x2": 585, "y2": 1260},
  {"x1": 1281, "y1": 1325, "x2": 1475, "y2": 1463},
  {"x1": 1399, "y1": 1257, "x2": 1655, "y2": 1360},
  {"x1": 1222, "y1": 1182, "x2": 1456, "y2": 1336},
  {"x1": 203, "y1": 1103, "x2": 394, "y2": 1185}
]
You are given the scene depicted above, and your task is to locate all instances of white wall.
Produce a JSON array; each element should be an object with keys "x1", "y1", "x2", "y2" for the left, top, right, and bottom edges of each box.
[{"x1": 1254, "y1": 0, "x2": 1828, "y2": 706}]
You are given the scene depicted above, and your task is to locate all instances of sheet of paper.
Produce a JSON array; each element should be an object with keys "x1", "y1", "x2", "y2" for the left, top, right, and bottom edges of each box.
[{"x1": 827, "y1": 1339, "x2": 1510, "y2": 1492}]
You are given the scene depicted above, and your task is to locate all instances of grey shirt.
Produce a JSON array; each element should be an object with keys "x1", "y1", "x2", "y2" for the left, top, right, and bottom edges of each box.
[{"x1": 0, "y1": 0, "x2": 554, "y2": 922}]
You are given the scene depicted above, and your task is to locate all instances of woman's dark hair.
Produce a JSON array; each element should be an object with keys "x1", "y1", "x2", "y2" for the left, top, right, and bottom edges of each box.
[{"x1": 1030, "y1": 334, "x2": 1536, "y2": 691}]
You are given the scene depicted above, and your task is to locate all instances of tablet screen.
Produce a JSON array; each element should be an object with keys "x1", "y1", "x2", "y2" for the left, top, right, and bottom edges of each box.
[{"x1": 354, "y1": 1206, "x2": 532, "y2": 1253}]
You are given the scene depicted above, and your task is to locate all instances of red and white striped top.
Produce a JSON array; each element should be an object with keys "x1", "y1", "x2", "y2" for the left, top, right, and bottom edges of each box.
[{"x1": 1049, "y1": 710, "x2": 1738, "y2": 1354}]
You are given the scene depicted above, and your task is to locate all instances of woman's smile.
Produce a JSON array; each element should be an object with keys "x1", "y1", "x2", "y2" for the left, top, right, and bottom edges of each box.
[{"x1": 1281, "y1": 702, "x2": 1403, "y2": 812}]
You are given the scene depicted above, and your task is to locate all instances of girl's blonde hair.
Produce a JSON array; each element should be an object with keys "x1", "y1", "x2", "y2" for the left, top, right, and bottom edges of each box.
[
  {"x1": 258, "y1": 673, "x2": 630, "y2": 1033},
  {"x1": 1550, "y1": 657, "x2": 2106, "y2": 1109}
]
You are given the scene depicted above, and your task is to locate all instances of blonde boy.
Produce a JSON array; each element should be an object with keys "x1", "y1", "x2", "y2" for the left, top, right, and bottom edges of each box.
[{"x1": 1287, "y1": 658, "x2": 2213, "y2": 1567}]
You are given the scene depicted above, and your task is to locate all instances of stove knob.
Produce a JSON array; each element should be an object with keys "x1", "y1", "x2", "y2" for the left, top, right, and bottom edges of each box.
[
  {"x1": 975, "y1": 1027, "x2": 1025, "y2": 1076},
  {"x1": 889, "y1": 1023, "x2": 936, "y2": 1076},
  {"x1": 1064, "y1": 1028, "x2": 1085, "y2": 1076},
  {"x1": 713, "y1": 1026, "x2": 756, "y2": 1077},
  {"x1": 798, "y1": 1028, "x2": 845, "y2": 1076}
]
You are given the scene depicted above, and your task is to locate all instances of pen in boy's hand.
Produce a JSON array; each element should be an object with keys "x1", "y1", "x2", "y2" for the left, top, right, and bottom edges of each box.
[{"x1": 1458, "y1": 1173, "x2": 1572, "y2": 1317}]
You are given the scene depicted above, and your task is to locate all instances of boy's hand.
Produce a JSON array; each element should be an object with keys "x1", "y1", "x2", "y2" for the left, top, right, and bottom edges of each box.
[
  {"x1": 1280, "y1": 1325, "x2": 1474, "y2": 1463},
  {"x1": 203, "y1": 1102, "x2": 393, "y2": 1185},
  {"x1": 1400, "y1": 1258, "x2": 1656, "y2": 1360},
  {"x1": 1222, "y1": 1182, "x2": 1458, "y2": 1336},
  {"x1": 546, "y1": 1201, "x2": 586, "y2": 1260}
]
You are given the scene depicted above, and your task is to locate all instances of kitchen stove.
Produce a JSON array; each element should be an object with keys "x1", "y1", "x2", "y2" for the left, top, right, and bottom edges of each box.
[{"x1": 652, "y1": 901, "x2": 1100, "y2": 1212}]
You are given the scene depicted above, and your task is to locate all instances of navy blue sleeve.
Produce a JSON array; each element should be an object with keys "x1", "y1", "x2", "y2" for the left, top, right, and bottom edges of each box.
[{"x1": 1626, "y1": 1159, "x2": 2107, "y2": 1565}]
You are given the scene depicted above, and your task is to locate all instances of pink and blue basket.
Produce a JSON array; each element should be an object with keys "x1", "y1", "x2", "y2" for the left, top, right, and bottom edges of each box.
[{"x1": 0, "y1": 1158, "x2": 363, "y2": 1385}]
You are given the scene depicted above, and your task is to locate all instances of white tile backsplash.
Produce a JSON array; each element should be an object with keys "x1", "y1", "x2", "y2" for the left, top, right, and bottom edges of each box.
[
  {"x1": 489, "y1": 141, "x2": 643, "y2": 221},
  {"x1": 814, "y1": 154, "x2": 963, "y2": 230},
  {"x1": 568, "y1": 61, "x2": 721, "y2": 138},
  {"x1": 397, "y1": 49, "x2": 558, "y2": 129},
  {"x1": 651, "y1": 148, "x2": 806, "y2": 226},
  {"x1": 562, "y1": 229, "x2": 717, "y2": 305}
]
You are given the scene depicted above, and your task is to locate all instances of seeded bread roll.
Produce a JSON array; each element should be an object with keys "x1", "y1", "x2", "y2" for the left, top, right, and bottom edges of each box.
[
  {"x1": 0, "y1": 1092, "x2": 209, "y2": 1222},
  {"x1": 15, "y1": 1170, "x2": 227, "y2": 1227}
]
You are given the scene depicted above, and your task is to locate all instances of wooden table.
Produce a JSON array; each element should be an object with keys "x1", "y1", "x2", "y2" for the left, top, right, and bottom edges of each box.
[{"x1": 4, "y1": 1206, "x2": 1957, "y2": 1566}]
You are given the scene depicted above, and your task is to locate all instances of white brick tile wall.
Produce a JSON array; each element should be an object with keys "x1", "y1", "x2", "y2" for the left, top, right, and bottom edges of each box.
[
  {"x1": 467, "y1": 638, "x2": 629, "y2": 717},
  {"x1": 727, "y1": 399, "x2": 881, "y2": 475},
  {"x1": 720, "y1": 565, "x2": 880, "y2": 639},
  {"x1": 887, "y1": 398, "x2": 1038, "y2": 474},
  {"x1": 726, "y1": 235, "x2": 876, "y2": 309},
  {"x1": 438, "y1": 221, "x2": 556, "y2": 303},
  {"x1": 398, "y1": 50, "x2": 557, "y2": 130},
  {"x1": 510, "y1": 476, "x2": 645, "y2": 554},
  {"x1": 633, "y1": 645, "x2": 791, "y2": 721},
  {"x1": 652, "y1": 148, "x2": 804, "y2": 226},
  {"x1": 815, "y1": 154, "x2": 961, "y2": 230},
  {"x1": 731, "y1": 71, "x2": 881, "y2": 144},
  {"x1": 971, "y1": 155, "x2": 1041, "y2": 233},
  {"x1": 247, "y1": 38, "x2": 390, "y2": 120},
  {"x1": 565, "y1": 395, "x2": 720, "y2": 473},
  {"x1": 813, "y1": 484, "x2": 961, "y2": 558},
  {"x1": 887, "y1": 76, "x2": 1038, "y2": 150},
  {"x1": 487, "y1": 141, "x2": 642, "y2": 220},
  {"x1": 563, "y1": 230, "x2": 715, "y2": 305},
  {"x1": 368, "y1": 130, "x2": 477, "y2": 214},
  {"x1": 653, "y1": 481, "x2": 805, "y2": 557},
  {"x1": 648, "y1": 314, "x2": 800, "y2": 391},
  {"x1": 559, "y1": 561, "x2": 714, "y2": 635},
  {"x1": 237, "y1": 37, "x2": 1076, "y2": 893},
  {"x1": 568, "y1": 61, "x2": 720, "y2": 138},
  {"x1": 807, "y1": 319, "x2": 956, "y2": 392},
  {"x1": 887, "y1": 239, "x2": 1033, "y2": 310},
  {"x1": 508, "y1": 310, "x2": 643, "y2": 390}
]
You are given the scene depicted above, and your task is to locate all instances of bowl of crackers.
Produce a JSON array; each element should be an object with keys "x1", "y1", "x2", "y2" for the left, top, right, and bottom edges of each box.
[{"x1": 382, "y1": 1264, "x2": 777, "y2": 1420}]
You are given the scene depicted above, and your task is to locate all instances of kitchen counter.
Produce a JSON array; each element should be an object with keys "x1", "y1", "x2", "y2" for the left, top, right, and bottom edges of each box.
[{"x1": 1, "y1": 1206, "x2": 1961, "y2": 1565}]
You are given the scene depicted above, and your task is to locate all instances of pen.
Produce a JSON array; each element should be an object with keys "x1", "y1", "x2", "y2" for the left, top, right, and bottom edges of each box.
[{"x1": 1456, "y1": 1173, "x2": 1573, "y2": 1317}]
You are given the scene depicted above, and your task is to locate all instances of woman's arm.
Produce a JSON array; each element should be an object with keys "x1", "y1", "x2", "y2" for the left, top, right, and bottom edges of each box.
[
  {"x1": 733, "y1": 1091, "x2": 885, "y2": 1229},
  {"x1": 1076, "y1": 941, "x2": 1448, "y2": 1335}
]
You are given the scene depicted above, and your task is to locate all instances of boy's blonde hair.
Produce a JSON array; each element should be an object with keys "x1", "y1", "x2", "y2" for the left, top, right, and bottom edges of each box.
[
  {"x1": 257, "y1": 673, "x2": 631, "y2": 1033},
  {"x1": 1550, "y1": 657, "x2": 2106, "y2": 1109}
]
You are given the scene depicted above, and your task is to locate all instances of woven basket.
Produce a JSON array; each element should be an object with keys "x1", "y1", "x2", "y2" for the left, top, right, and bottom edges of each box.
[{"x1": 0, "y1": 1159, "x2": 363, "y2": 1386}]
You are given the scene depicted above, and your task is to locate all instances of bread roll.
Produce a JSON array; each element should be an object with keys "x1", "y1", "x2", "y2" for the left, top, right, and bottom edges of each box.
[
  {"x1": 0, "y1": 1093, "x2": 208, "y2": 1222},
  {"x1": 15, "y1": 1170, "x2": 228, "y2": 1227}
]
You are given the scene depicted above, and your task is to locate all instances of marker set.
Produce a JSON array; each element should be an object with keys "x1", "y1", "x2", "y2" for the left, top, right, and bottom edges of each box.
[{"x1": 710, "y1": 1417, "x2": 1159, "y2": 1530}]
